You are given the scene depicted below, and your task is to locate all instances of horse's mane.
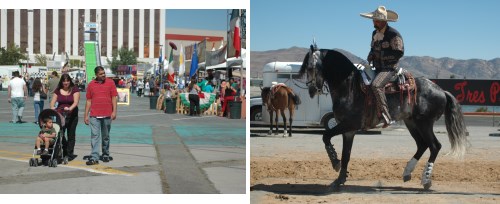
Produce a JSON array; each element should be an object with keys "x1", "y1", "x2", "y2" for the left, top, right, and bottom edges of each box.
[
  {"x1": 299, "y1": 49, "x2": 358, "y2": 88},
  {"x1": 321, "y1": 49, "x2": 358, "y2": 88}
]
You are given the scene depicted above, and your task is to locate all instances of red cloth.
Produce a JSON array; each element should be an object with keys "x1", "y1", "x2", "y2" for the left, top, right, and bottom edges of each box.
[
  {"x1": 221, "y1": 96, "x2": 235, "y2": 115},
  {"x1": 86, "y1": 79, "x2": 118, "y2": 117}
]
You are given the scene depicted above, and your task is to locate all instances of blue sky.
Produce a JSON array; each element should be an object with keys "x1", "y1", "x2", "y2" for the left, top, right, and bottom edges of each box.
[
  {"x1": 251, "y1": 0, "x2": 500, "y2": 60},
  {"x1": 166, "y1": 9, "x2": 229, "y2": 31}
]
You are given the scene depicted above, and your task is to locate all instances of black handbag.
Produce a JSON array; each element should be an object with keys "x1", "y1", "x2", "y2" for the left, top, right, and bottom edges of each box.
[{"x1": 40, "y1": 90, "x2": 47, "y2": 100}]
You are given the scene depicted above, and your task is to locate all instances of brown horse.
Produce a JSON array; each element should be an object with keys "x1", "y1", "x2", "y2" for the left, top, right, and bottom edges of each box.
[{"x1": 261, "y1": 85, "x2": 301, "y2": 137}]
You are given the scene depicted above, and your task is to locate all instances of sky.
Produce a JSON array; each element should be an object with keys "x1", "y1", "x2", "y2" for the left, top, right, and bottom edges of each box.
[
  {"x1": 251, "y1": 0, "x2": 500, "y2": 60},
  {"x1": 166, "y1": 9, "x2": 229, "y2": 31}
]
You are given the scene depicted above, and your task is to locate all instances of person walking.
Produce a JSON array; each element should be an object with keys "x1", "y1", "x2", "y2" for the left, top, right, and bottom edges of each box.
[
  {"x1": 50, "y1": 74, "x2": 80, "y2": 161},
  {"x1": 47, "y1": 71, "x2": 60, "y2": 103},
  {"x1": 8, "y1": 71, "x2": 28, "y2": 123},
  {"x1": 84, "y1": 66, "x2": 118, "y2": 165},
  {"x1": 32, "y1": 78, "x2": 47, "y2": 124},
  {"x1": 360, "y1": 5, "x2": 404, "y2": 128},
  {"x1": 188, "y1": 77, "x2": 201, "y2": 116},
  {"x1": 137, "y1": 79, "x2": 144, "y2": 97}
]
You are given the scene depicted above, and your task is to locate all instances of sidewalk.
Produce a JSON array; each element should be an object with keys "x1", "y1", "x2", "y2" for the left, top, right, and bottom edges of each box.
[{"x1": 0, "y1": 90, "x2": 246, "y2": 194}]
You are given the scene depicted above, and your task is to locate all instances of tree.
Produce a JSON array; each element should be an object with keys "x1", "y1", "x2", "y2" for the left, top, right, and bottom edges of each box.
[
  {"x1": 106, "y1": 47, "x2": 137, "y2": 74},
  {"x1": 0, "y1": 43, "x2": 27, "y2": 65},
  {"x1": 34, "y1": 54, "x2": 47, "y2": 66}
]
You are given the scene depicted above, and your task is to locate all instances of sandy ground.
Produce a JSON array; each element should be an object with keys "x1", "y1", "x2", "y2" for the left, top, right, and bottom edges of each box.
[{"x1": 250, "y1": 125, "x2": 500, "y2": 203}]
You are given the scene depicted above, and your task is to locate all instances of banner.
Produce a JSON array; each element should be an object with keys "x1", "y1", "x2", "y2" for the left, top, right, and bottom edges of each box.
[
  {"x1": 431, "y1": 79, "x2": 500, "y2": 106},
  {"x1": 185, "y1": 40, "x2": 206, "y2": 63},
  {"x1": 206, "y1": 45, "x2": 227, "y2": 66}
]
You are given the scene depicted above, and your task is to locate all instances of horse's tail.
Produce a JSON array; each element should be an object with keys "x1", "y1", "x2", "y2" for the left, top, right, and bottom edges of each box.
[
  {"x1": 289, "y1": 92, "x2": 301, "y2": 105},
  {"x1": 444, "y1": 91, "x2": 469, "y2": 158}
]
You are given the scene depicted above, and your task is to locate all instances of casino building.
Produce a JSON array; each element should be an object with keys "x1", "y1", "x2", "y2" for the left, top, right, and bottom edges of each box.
[{"x1": 0, "y1": 9, "x2": 169, "y2": 62}]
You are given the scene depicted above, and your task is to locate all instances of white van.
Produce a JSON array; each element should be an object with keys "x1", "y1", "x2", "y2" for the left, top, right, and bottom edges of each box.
[{"x1": 260, "y1": 62, "x2": 337, "y2": 130}]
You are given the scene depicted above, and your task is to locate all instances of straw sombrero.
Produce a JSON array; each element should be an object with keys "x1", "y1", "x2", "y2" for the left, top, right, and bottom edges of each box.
[{"x1": 360, "y1": 6, "x2": 398, "y2": 22}]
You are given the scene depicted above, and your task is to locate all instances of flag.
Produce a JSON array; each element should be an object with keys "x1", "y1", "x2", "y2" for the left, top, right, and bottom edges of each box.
[
  {"x1": 178, "y1": 44, "x2": 185, "y2": 76},
  {"x1": 206, "y1": 44, "x2": 227, "y2": 66},
  {"x1": 197, "y1": 39, "x2": 206, "y2": 63},
  {"x1": 167, "y1": 42, "x2": 177, "y2": 84},
  {"x1": 158, "y1": 47, "x2": 163, "y2": 79},
  {"x1": 167, "y1": 47, "x2": 174, "y2": 75},
  {"x1": 229, "y1": 9, "x2": 241, "y2": 58},
  {"x1": 189, "y1": 43, "x2": 198, "y2": 79}
]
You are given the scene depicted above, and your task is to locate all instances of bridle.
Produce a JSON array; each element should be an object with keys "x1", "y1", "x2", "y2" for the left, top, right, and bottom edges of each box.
[{"x1": 305, "y1": 44, "x2": 325, "y2": 95}]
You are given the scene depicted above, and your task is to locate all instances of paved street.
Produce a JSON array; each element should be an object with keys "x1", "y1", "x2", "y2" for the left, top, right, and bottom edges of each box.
[{"x1": 0, "y1": 89, "x2": 246, "y2": 194}]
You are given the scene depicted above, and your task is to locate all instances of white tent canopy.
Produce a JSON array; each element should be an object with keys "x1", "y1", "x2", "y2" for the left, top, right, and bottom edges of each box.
[{"x1": 201, "y1": 48, "x2": 246, "y2": 71}]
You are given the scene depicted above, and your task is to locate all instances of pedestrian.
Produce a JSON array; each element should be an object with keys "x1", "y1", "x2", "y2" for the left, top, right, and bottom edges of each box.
[
  {"x1": 8, "y1": 71, "x2": 28, "y2": 123},
  {"x1": 32, "y1": 78, "x2": 47, "y2": 124},
  {"x1": 360, "y1": 5, "x2": 404, "y2": 127},
  {"x1": 28, "y1": 77, "x2": 34, "y2": 97},
  {"x1": 220, "y1": 81, "x2": 237, "y2": 117},
  {"x1": 188, "y1": 77, "x2": 201, "y2": 116},
  {"x1": 47, "y1": 71, "x2": 60, "y2": 103},
  {"x1": 51, "y1": 74, "x2": 80, "y2": 161},
  {"x1": 137, "y1": 79, "x2": 144, "y2": 97},
  {"x1": 84, "y1": 66, "x2": 118, "y2": 165},
  {"x1": 144, "y1": 79, "x2": 150, "y2": 96}
]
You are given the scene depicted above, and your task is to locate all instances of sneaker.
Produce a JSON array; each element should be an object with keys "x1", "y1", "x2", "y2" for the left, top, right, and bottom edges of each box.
[
  {"x1": 86, "y1": 159, "x2": 99, "y2": 165},
  {"x1": 41, "y1": 149, "x2": 49, "y2": 155},
  {"x1": 102, "y1": 156, "x2": 110, "y2": 162}
]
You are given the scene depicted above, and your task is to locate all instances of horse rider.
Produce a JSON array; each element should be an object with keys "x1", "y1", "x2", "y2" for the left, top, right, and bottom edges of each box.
[{"x1": 361, "y1": 5, "x2": 404, "y2": 128}]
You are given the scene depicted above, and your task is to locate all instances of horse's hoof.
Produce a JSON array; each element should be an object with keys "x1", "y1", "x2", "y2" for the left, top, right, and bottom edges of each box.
[
  {"x1": 330, "y1": 180, "x2": 344, "y2": 192},
  {"x1": 423, "y1": 181, "x2": 432, "y2": 190},
  {"x1": 333, "y1": 159, "x2": 341, "y2": 172},
  {"x1": 403, "y1": 175, "x2": 411, "y2": 182}
]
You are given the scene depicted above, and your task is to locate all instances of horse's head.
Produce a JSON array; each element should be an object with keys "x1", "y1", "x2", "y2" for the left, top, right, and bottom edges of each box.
[{"x1": 299, "y1": 43, "x2": 324, "y2": 98}]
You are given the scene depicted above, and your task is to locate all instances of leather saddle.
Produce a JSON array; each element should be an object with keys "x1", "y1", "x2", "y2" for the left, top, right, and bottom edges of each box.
[{"x1": 358, "y1": 66, "x2": 416, "y2": 95}]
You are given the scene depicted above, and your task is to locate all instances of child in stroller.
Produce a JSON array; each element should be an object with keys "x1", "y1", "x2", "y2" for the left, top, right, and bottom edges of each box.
[
  {"x1": 29, "y1": 109, "x2": 68, "y2": 167},
  {"x1": 35, "y1": 117, "x2": 56, "y2": 155}
]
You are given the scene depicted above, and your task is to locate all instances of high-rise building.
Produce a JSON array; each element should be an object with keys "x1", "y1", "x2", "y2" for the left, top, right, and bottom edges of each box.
[{"x1": 0, "y1": 9, "x2": 166, "y2": 62}]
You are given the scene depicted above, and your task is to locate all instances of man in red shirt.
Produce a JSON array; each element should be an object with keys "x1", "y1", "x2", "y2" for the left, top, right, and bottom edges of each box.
[{"x1": 84, "y1": 66, "x2": 118, "y2": 165}]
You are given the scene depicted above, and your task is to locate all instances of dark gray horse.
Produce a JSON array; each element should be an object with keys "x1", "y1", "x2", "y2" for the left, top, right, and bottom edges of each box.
[{"x1": 299, "y1": 44, "x2": 469, "y2": 191}]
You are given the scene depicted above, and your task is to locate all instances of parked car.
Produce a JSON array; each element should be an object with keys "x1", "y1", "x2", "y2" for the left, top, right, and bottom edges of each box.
[{"x1": 250, "y1": 96, "x2": 262, "y2": 121}]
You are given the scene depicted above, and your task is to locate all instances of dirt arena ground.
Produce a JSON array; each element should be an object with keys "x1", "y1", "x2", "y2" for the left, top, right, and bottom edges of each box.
[{"x1": 250, "y1": 125, "x2": 500, "y2": 203}]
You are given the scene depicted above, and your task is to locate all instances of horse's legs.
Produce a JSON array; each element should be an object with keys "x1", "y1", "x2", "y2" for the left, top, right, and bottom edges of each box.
[
  {"x1": 332, "y1": 132, "x2": 356, "y2": 191},
  {"x1": 288, "y1": 108, "x2": 293, "y2": 137},
  {"x1": 323, "y1": 121, "x2": 360, "y2": 173},
  {"x1": 402, "y1": 119, "x2": 429, "y2": 182},
  {"x1": 274, "y1": 110, "x2": 279, "y2": 135},
  {"x1": 416, "y1": 120, "x2": 442, "y2": 190},
  {"x1": 268, "y1": 110, "x2": 273, "y2": 135},
  {"x1": 281, "y1": 109, "x2": 287, "y2": 137}
]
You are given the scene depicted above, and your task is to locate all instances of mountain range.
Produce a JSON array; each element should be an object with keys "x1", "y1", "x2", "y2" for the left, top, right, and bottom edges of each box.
[{"x1": 250, "y1": 47, "x2": 500, "y2": 80}]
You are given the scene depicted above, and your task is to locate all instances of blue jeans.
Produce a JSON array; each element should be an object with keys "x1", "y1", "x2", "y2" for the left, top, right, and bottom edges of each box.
[
  {"x1": 89, "y1": 117, "x2": 112, "y2": 161},
  {"x1": 11, "y1": 97, "x2": 25, "y2": 122},
  {"x1": 34, "y1": 100, "x2": 44, "y2": 122}
]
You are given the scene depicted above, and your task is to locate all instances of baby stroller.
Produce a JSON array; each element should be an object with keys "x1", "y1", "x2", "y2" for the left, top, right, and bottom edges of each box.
[{"x1": 28, "y1": 109, "x2": 69, "y2": 167}]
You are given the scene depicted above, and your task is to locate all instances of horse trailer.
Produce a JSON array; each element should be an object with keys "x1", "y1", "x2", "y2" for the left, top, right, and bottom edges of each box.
[{"x1": 261, "y1": 62, "x2": 337, "y2": 130}]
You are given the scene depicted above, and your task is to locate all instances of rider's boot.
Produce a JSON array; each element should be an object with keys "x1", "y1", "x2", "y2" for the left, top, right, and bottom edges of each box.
[{"x1": 373, "y1": 88, "x2": 394, "y2": 128}]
